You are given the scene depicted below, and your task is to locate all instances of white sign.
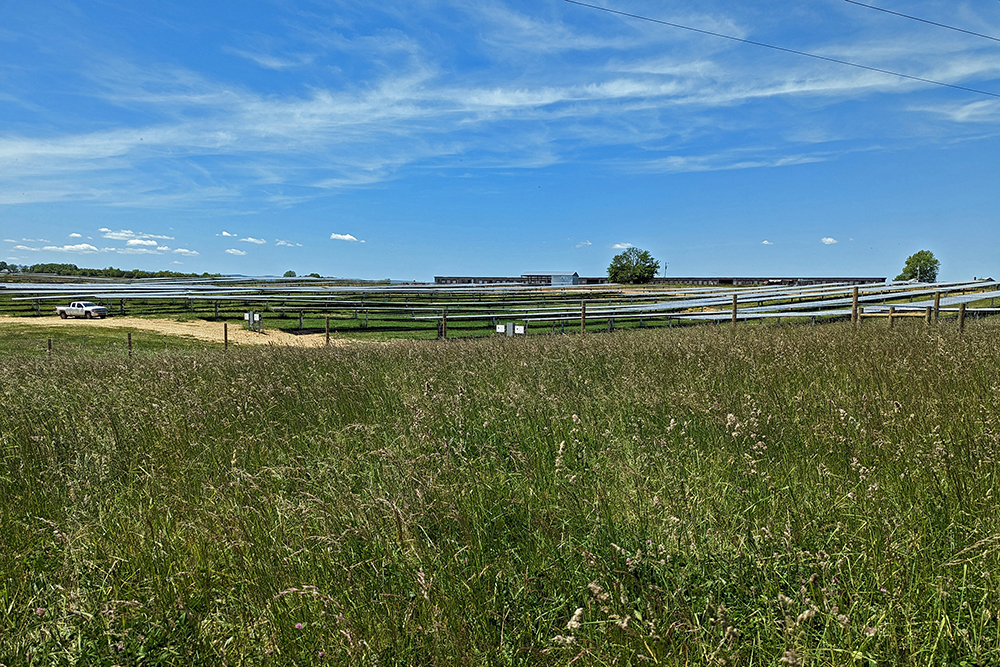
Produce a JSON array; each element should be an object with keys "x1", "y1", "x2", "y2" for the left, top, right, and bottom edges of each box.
[
  {"x1": 514, "y1": 325, "x2": 525, "y2": 335},
  {"x1": 244, "y1": 313, "x2": 250, "y2": 320},
  {"x1": 254, "y1": 313, "x2": 261, "y2": 322},
  {"x1": 496, "y1": 324, "x2": 505, "y2": 334}
]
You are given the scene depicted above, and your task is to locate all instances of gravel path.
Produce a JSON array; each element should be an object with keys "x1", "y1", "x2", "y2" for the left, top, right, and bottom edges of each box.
[{"x1": 0, "y1": 316, "x2": 354, "y2": 347}]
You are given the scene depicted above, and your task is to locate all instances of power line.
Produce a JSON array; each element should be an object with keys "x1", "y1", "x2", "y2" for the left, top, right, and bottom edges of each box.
[
  {"x1": 564, "y1": 0, "x2": 1000, "y2": 99},
  {"x1": 843, "y1": 0, "x2": 1000, "y2": 44}
]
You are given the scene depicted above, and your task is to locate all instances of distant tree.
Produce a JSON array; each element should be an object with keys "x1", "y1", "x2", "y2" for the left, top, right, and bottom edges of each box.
[
  {"x1": 896, "y1": 250, "x2": 939, "y2": 283},
  {"x1": 607, "y1": 247, "x2": 660, "y2": 284},
  {"x1": 283, "y1": 270, "x2": 297, "y2": 277},
  {"x1": 307, "y1": 272, "x2": 322, "y2": 278}
]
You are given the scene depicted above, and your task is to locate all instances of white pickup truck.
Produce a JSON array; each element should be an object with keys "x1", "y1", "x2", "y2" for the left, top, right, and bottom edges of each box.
[{"x1": 55, "y1": 301, "x2": 108, "y2": 319}]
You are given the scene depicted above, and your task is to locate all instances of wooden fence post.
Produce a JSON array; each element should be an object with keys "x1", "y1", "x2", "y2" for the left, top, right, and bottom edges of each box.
[
  {"x1": 731, "y1": 294, "x2": 737, "y2": 326},
  {"x1": 325, "y1": 316, "x2": 330, "y2": 346},
  {"x1": 852, "y1": 286, "x2": 859, "y2": 325},
  {"x1": 924, "y1": 306, "x2": 932, "y2": 326},
  {"x1": 580, "y1": 301, "x2": 586, "y2": 334},
  {"x1": 224, "y1": 322, "x2": 228, "y2": 351},
  {"x1": 299, "y1": 310, "x2": 303, "y2": 331},
  {"x1": 128, "y1": 332, "x2": 132, "y2": 357},
  {"x1": 888, "y1": 306, "x2": 895, "y2": 329},
  {"x1": 959, "y1": 303, "x2": 967, "y2": 333},
  {"x1": 933, "y1": 291, "x2": 941, "y2": 323}
]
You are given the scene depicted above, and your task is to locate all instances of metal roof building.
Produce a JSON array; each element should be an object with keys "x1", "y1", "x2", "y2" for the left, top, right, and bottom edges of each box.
[{"x1": 520, "y1": 271, "x2": 580, "y2": 286}]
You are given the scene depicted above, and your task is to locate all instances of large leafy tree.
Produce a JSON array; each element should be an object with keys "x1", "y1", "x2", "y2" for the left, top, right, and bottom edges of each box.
[
  {"x1": 895, "y1": 250, "x2": 939, "y2": 283},
  {"x1": 607, "y1": 247, "x2": 660, "y2": 284}
]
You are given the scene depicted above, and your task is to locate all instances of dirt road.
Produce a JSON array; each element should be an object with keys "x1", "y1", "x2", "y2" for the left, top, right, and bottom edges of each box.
[{"x1": 0, "y1": 316, "x2": 352, "y2": 348}]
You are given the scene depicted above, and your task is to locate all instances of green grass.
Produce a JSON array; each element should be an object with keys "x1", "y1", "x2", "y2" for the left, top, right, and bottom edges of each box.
[{"x1": 2, "y1": 321, "x2": 999, "y2": 665}]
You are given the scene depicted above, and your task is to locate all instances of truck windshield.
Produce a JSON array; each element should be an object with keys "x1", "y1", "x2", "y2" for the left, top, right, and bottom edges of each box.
[{"x1": 79, "y1": 302, "x2": 97, "y2": 307}]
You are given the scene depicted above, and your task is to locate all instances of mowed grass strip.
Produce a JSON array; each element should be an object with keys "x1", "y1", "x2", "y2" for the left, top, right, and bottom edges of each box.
[{"x1": 1, "y1": 321, "x2": 999, "y2": 665}]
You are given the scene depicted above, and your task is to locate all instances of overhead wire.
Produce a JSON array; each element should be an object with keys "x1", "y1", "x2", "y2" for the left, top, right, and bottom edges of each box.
[
  {"x1": 564, "y1": 0, "x2": 1000, "y2": 99},
  {"x1": 843, "y1": 0, "x2": 1000, "y2": 44}
]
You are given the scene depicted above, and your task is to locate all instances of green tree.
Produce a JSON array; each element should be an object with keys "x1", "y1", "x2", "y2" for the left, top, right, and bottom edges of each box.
[
  {"x1": 607, "y1": 247, "x2": 660, "y2": 284},
  {"x1": 283, "y1": 270, "x2": 297, "y2": 277},
  {"x1": 895, "y1": 250, "x2": 939, "y2": 283}
]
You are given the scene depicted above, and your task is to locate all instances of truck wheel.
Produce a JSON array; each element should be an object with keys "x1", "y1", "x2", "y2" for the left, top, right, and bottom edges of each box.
[
  {"x1": 60, "y1": 312, "x2": 67, "y2": 319},
  {"x1": 99, "y1": 314, "x2": 106, "y2": 319},
  {"x1": 84, "y1": 312, "x2": 91, "y2": 319}
]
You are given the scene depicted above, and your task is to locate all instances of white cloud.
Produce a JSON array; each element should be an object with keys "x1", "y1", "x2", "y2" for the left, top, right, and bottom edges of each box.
[
  {"x1": 35, "y1": 243, "x2": 101, "y2": 253},
  {"x1": 100, "y1": 228, "x2": 174, "y2": 241},
  {"x1": 171, "y1": 260, "x2": 183, "y2": 265},
  {"x1": 21, "y1": 238, "x2": 50, "y2": 243},
  {"x1": 173, "y1": 248, "x2": 199, "y2": 256},
  {"x1": 576, "y1": 240, "x2": 592, "y2": 248},
  {"x1": 225, "y1": 248, "x2": 247, "y2": 256},
  {"x1": 608, "y1": 242, "x2": 633, "y2": 249},
  {"x1": 3, "y1": 239, "x2": 15, "y2": 243},
  {"x1": 220, "y1": 231, "x2": 236, "y2": 237},
  {"x1": 330, "y1": 233, "x2": 363, "y2": 242},
  {"x1": 126, "y1": 238, "x2": 158, "y2": 247},
  {"x1": 68, "y1": 232, "x2": 82, "y2": 238},
  {"x1": 275, "y1": 239, "x2": 302, "y2": 247},
  {"x1": 820, "y1": 237, "x2": 838, "y2": 245},
  {"x1": 762, "y1": 240, "x2": 773, "y2": 245},
  {"x1": 240, "y1": 236, "x2": 266, "y2": 244}
]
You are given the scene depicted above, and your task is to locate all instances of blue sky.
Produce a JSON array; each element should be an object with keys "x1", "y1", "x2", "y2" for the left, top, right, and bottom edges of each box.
[{"x1": 1, "y1": 0, "x2": 998, "y2": 280}]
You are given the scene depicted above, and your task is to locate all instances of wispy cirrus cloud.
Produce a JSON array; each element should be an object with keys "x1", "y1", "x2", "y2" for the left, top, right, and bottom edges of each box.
[
  {"x1": 223, "y1": 46, "x2": 314, "y2": 70},
  {"x1": 1, "y1": 0, "x2": 998, "y2": 225},
  {"x1": 608, "y1": 242, "x2": 632, "y2": 249},
  {"x1": 225, "y1": 248, "x2": 247, "y2": 256},
  {"x1": 240, "y1": 237, "x2": 266, "y2": 244}
]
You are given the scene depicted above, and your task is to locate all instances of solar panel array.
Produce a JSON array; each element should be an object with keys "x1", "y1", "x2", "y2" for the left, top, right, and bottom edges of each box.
[{"x1": 2, "y1": 277, "x2": 997, "y2": 330}]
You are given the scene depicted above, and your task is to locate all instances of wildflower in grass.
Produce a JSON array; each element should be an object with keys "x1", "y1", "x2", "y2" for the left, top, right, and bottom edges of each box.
[
  {"x1": 779, "y1": 649, "x2": 802, "y2": 666},
  {"x1": 551, "y1": 635, "x2": 575, "y2": 645},
  {"x1": 864, "y1": 626, "x2": 877, "y2": 637},
  {"x1": 295, "y1": 622, "x2": 304, "y2": 630},
  {"x1": 587, "y1": 581, "x2": 609, "y2": 603},
  {"x1": 35, "y1": 607, "x2": 46, "y2": 616},
  {"x1": 566, "y1": 607, "x2": 584, "y2": 631}
]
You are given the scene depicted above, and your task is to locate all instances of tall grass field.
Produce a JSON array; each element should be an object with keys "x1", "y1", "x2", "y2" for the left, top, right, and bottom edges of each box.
[{"x1": 2, "y1": 322, "x2": 998, "y2": 665}]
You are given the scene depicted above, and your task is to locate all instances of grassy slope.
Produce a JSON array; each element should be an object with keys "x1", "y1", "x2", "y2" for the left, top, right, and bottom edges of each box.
[{"x1": 1, "y1": 321, "x2": 999, "y2": 665}]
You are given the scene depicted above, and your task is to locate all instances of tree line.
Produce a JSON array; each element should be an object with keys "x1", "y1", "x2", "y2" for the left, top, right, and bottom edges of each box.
[{"x1": 0, "y1": 262, "x2": 218, "y2": 279}]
